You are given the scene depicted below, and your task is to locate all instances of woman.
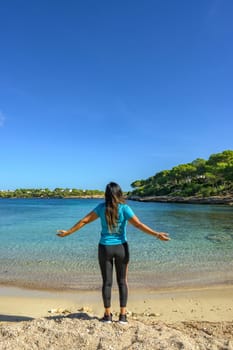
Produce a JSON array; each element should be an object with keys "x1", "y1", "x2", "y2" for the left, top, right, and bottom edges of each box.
[{"x1": 57, "y1": 182, "x2": 170, "y2": 324}]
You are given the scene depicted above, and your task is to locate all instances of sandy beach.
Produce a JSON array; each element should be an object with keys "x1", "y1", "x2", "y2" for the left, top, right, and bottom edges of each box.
[{"x1": 0, "y1": 284, "x2": 233, "y2": 349}]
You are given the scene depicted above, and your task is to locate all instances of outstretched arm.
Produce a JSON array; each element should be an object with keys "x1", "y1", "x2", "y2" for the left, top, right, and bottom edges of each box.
[
  {"x1": 57, "y1": 211, "x2": 98, "y2": 238},
  {"x1": 129, "y1": 215, "x2": 170, "y2": 241}
]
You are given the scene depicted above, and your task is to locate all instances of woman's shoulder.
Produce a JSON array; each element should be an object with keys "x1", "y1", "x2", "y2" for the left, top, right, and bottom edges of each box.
[
  {"x1": 93, "y1": 202, "x2": 105, "y2": 212},
  {"x1": 119, "y1": 202, "x2": 131, "y2": 210},
  {"x1": 119, "y1": 203, "x2": 135, "y2": 217},
  {"x1": 97, "y1": 202, "x2": 105, "y2": 208}
]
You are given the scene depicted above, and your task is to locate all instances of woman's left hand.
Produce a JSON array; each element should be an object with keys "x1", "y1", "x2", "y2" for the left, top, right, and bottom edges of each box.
[{"x1": 56, "y1": 230, "x2": 69, "y2": 237}]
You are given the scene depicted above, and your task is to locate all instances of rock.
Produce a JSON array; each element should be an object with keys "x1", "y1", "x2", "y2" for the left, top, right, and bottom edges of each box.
[
  {"x1": 206, "y1": 233, "x2": 233, "y2": 243},
  {"x1": 48, "y1": 309, "x2": 58, "y2": 314},
  {"x1": 78, "y1": 306, "x2": 93, "y2": 313},
  {"x1": 48, "y1": 308, "x2": 71, "y2": 314}
]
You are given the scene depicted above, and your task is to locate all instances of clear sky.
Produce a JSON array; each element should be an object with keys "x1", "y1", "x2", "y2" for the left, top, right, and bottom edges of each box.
[{"x1": 0, "y1": 0, "x2": 233, "y2": 191}]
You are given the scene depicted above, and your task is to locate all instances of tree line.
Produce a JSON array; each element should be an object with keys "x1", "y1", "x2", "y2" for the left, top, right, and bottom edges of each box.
[
  {"x1": 0, "y1": 188, "x2": 104, "y2": 198},
  {"x1": 129, "y1": 150, "x2": 233, "y2": 198}
]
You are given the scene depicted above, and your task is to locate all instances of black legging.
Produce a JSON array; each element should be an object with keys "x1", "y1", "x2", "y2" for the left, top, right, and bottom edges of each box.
[{"x1": 98, "y1": 242, "x2": 129, "y2": 308}]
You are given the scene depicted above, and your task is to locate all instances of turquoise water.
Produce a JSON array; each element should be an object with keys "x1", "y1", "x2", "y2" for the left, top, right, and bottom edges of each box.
[{"x1": 0, "y1": 198, "x2": 233, "y2": 290}]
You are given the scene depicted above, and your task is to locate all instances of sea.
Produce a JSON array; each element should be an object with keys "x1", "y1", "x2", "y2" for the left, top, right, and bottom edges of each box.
[{"x1": 0, "y1": 198, "x2": 233, "y2": 291}]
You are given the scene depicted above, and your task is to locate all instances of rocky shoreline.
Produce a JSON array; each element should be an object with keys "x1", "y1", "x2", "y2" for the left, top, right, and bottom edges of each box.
[{"x1": 128, "y1": 195, "x2": 233, "y2": 205}]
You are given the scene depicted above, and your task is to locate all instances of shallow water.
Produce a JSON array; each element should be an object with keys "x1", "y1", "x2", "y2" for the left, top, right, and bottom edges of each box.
[{"x1": 0, "y1": 198, "x2": 232, "y2": 289}]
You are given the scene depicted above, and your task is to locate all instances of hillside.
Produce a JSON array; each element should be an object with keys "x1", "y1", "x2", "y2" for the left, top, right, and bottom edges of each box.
[{"x1": 128, "y1": 150, "x2": 233, "y2": 202}]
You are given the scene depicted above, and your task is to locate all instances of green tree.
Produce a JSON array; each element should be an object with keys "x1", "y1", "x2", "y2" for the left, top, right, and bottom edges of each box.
[{"x1": 129, "y1": 150, "x2": 233, "y2": 198}]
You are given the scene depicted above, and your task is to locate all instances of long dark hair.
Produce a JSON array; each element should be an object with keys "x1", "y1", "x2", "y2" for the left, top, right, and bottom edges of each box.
[{"x1": 105, "y1": 182, "x2": 125, "y2": 231}]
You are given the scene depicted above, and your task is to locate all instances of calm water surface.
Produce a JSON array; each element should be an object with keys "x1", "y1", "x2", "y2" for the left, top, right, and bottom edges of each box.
[{"x1": 0, "y1": 198, "x2": 232, "y2": 290}]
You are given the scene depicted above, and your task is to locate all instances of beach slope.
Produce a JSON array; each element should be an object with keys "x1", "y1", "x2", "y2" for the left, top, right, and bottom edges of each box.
[{"x1": 0, "y1": 285, "x2": 233, "y2": 349}]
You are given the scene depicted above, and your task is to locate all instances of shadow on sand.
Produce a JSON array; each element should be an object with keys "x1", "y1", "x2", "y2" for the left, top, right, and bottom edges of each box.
[
  {"x1": 47, "y1": 312, "x2": 100, "y2": 321},
  {"x1": 0, "y1": 312, "x2": 99, "y2": 323},
  {"x1": 0, "y1": 315, "x2": 34, "y2": 322}
]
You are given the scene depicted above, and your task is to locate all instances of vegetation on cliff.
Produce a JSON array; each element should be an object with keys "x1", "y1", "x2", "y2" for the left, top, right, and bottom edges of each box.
[{"x1": 129, "y1": 150, "x2": 233, "y2": 198}]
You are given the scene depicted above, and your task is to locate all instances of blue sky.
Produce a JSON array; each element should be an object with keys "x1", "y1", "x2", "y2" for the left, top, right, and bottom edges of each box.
[{"x1": 0, "y1": 0, "x2": 233, "y2": 191}]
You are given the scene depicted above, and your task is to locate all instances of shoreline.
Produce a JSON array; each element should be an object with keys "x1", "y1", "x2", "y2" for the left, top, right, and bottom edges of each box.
[
  {"x1": 1, "y1": 195, "x2": 233, "y2": 205},
  {"x1": 0, "y1": 195, "x2": 105, "y2": 199},
  {"x1": 128, "y1": 195, "x2": 233, "y2": 205},
  {"x1": 1, "y1": 267, "x2": 233, "y2": 293}
]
